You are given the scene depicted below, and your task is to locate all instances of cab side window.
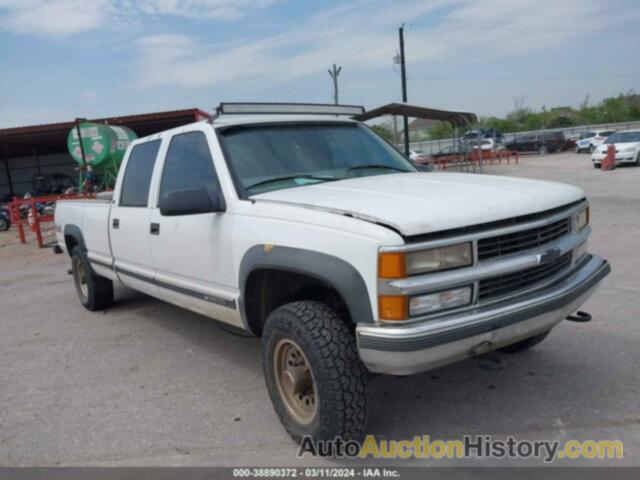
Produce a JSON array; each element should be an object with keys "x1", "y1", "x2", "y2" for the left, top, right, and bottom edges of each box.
[
  {"x1": 159, "y1": 131, "x2": 221, "y2": 206},
  {"x1": 119, "y1": 140, "x2": 161, "y2": 207}
]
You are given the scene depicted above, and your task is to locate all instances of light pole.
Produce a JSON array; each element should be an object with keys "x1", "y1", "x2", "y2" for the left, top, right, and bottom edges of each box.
[{"x1": 328, "y1": 64, "x2": 342, "y2": 105}]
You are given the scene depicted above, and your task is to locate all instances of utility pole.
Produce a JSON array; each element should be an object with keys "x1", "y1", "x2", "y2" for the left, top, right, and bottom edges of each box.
[
  {"x1": 399, "y1": 25, "x2": 410, "y2": 156},
  {"x1": 328, "y1": 64, "x2": 342, "y2": 105}
]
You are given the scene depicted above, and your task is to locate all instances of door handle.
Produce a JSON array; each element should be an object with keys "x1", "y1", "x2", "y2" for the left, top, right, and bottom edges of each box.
[
  {"x1": 112, "y1": 218, "x2": 119, "y2": 229},
  {"x1": 150, "y1": 222, "x2": 160, "y2": 235}
]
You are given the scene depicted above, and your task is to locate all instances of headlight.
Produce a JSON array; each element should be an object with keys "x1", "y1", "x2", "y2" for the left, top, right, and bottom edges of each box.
[
  {"x1": 409, "y1": 286, "x2": 472, "y2": 316},
  {"x1": 406, "y1": 242, "x2": 472, "y2": 275},
  {"x1": 575, "y1": 207, "x2": 589, "y2": 231}
]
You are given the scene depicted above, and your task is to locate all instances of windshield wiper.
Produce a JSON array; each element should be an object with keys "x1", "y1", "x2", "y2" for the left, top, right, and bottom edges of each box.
[
  {"x1": 246, "y1": 174, "x2": 337, "y2": 191},
  {"x1": 346, "y1": 164, "x2": 410, "y2": 173}
]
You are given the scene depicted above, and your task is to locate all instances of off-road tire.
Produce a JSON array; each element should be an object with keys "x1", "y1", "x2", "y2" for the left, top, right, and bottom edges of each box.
[
  {"x1": 262, "y1": 301, "x2": 369, "y2": 443},
  {"x1": 71, "y1": 245, "x2": 113, "y2": 311},
  {"x1": 499, "y1": 331, "x2": 550, "y2": 353}
]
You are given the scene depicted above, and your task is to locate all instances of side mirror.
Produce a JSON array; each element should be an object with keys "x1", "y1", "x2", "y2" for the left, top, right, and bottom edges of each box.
[{"x1": 160, "y1": 188, "x2": 225, "y2": 216}]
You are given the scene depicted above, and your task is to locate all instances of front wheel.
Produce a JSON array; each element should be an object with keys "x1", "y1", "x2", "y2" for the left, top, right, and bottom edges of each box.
[
  {"x1": 575, "y1": 145, "x2": 581, "y2": 153},
  {"x1": 499, "y1": 331, "x2": 550, "y2": 353},
  {"x1": 593, "y1": 163, "x2": 601, "y2": 169},
  {"x1": 262, "y1": 301, "x2": 369, "y2": 443},
  {"x1": 538, "y1": 145, "x2": 548, "y2": 155},
  {"x1": 589, "y1": 144, "x2": 595, "y2": 154}
]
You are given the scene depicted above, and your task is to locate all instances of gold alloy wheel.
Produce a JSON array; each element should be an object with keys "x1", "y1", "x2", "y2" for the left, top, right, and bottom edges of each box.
[
  {"x1": 74, "y1": 257, "x2": 89, "y2": 300},
  {"x1": 273, "y1": 338, "x2": 318, "y2": 425}
]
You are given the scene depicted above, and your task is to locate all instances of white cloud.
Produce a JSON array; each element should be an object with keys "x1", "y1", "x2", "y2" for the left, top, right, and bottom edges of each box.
[
  {"x1": 133, "y1": 0, "x2": 278, "y2": 21},
  {"x1": 0, "y1": 0, "x2": 110, "y2": 36},
  {"x1": 134, "y1": 0, "x2": 453, "y2": 88},
  {"x1": 132, "y1": 0, "x2": 627, "y2": 91},
  {"x1": 0, "y1": 0, "x2": 278, "y2": 36}
]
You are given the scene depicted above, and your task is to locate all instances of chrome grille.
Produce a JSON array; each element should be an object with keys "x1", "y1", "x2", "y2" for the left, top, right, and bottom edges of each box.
[
  {"x1": 478, "y1": 252, "x2": 572, "y2": 301},
  {"x1": 477, "y1": 217, "x2": 571, "y2": 260}
]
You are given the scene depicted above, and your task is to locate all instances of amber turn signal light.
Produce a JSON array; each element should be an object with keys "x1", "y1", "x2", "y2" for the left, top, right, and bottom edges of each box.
[
  {"x1": 378, "y1": 295, "x2": 408, "y2": 321},
  {"x1": 378, "y1": 252, "x2": 406, "y2": 279}
]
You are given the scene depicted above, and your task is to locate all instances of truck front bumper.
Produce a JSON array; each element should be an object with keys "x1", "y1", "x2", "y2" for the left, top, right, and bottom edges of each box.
[{"x1": 357, "y1": 254, "x2": 610, "y2": 375}]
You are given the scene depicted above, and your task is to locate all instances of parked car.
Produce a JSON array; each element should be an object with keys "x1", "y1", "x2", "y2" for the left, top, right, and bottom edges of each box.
[
  {"x1": 409, "y1": 149, "x2": 425, "y2": 161},
  {"x1": 505, "y1": 131, "x2": 565, "y2": 154},
  {"x1": 591, "y1": 130, "x2": 640, "y2": 168},
  {"x1": 409, "y1": 149, "x2": 431, "y2": 164},
  {"x1": 575, "y1": 130, "x2": 614, "y2": 154},
  {"x1": 54, "y1": 103, "x2": 609, "y2": 443},
  {"x1": 32, "y1": 173, "x2": 76, "y2": 196},
  {"x1": 0, "y1": 206, "x2": 10, "y2": 231},
  {"x1": 475, "y1": 138, "x2": 506, "y2": 151},
  {"x1": 464, "y1": 128, "x2": 504, "y2": 142}
]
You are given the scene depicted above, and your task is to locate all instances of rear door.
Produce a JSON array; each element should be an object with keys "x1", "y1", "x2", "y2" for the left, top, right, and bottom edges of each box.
[
  {"x1": 149, "y1": 128, "x2": 240, "y2": 326},
  {"x1": 110, "y1": 138, "x2": 162, "y2": 298}
]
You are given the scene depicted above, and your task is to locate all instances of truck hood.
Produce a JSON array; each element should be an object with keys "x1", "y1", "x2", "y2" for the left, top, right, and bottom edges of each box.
[{"x1": 251, "y1": 172, "x2": 584, "y2": 237}]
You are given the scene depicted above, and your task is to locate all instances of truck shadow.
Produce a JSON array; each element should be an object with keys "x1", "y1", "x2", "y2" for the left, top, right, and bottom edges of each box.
[{"x1": 110, "y1": 286, "x2": 618, "y2": 443}]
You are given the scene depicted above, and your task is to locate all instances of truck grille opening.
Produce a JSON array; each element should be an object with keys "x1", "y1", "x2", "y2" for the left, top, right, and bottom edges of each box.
[
  {"x1": 477, "y1": 217, "x2": 571, "y2": 260},
  {"x1": 478, "y1": 252, "x2": 572, "y2": 301}
]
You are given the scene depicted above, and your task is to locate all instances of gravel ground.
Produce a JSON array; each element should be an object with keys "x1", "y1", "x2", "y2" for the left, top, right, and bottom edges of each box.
[{"x1": 0, "y1": 151, "x2": 638, "y2": 467}]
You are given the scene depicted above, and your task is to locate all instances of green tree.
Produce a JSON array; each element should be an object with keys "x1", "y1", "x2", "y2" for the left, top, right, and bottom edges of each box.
[{"x1": 370, "y1": 124, "x2": 394, "y2": 142}]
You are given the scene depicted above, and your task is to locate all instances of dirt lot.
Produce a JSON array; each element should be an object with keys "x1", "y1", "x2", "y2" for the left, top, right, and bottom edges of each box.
[{"x1": 1, "y1": 151, "x2": 638, "y2": 467}]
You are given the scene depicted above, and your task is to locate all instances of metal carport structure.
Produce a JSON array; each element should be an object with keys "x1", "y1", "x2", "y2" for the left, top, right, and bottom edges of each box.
[
  {"x1": 354, "y1": 102, "x2": 477, "y2": 160},
  {"x1": 0, "y1": 108, "x2": 211, "y2": 199}
]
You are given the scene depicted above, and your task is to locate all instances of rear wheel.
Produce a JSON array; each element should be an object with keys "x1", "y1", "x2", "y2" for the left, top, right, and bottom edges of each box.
[
  {"x1": 575, "y1": 145, "x2": 581, "y2": 153},
  {"x1": 538, "y1": 145, "x2": 548, "y2": 155},
  {"x1": 71, "y1": 246, "x2": 113, "y2": 311},
  {"x1": 593, "y1": 163, "x2": 601, "y2": 169},
  {"x1": 635, "y1": 152, "x2": 640, "y2": 166},
  {"x1": 0, "y1": 215, "x2": 9, "y2": 232},
  {"x1": 589, "y1": 144, "x2": 595, "y2": 154},
  {"x1": 262, "y1": 301, "x2": 369, "y2": 443},
  {"x1": 499, "y1": 331, "x2": 550, "y2": 353}
]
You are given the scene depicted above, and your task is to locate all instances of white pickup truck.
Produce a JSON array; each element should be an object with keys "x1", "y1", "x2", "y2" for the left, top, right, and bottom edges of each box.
[{"x1": 55, "y1": 103, "x2": 610, "y2": 443}]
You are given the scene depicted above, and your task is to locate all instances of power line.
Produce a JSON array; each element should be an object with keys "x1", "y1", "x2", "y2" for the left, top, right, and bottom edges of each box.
[
  {"x1": 405, "y1": 22, "x2": 640, "y2": 33},
  {"x1": 408, "y1": 72, "x2": 640, "y2": 81}
]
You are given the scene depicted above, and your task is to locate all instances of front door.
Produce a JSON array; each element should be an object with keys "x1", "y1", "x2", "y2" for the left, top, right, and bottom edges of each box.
[
  {"x1": 149, "y1": 129, "x2": 239, "y2": 326},
  {"x1": 110, "y1": 139, "x2": 162, "y2": 298}
]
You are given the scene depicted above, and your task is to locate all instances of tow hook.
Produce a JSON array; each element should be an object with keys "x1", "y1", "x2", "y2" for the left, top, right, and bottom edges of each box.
[
  {"x1": 469, "y1": 340, "x2": 494, "y2": 356},
  {"x1": 566, "y1": 311, "x2": 592, "y2": 322}
]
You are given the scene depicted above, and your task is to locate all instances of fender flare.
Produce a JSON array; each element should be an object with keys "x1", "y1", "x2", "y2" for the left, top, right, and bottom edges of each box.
[
  {"x1": 238, "y1": 245, "x2": 375, "y2": 330},
  {"x1": 63, "y1": 224, "x2": 86, "y2": 255}
]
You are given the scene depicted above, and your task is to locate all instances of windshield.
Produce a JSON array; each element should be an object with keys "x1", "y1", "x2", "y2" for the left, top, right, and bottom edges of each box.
[
  {"x1": 220, "y1": 123, "x2": 416, "y2": 195},
  {"x1": 604, "y1": 132, "x2": 640, "y2": 144}
]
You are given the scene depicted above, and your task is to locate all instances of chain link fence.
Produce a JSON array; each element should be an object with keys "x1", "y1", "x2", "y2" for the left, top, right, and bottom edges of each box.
[{"x1": 407, "y1": 120, "x2": 640, "y2": 155}]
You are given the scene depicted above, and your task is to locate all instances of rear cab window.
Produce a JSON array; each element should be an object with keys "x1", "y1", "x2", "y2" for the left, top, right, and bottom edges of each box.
[{"x1": 119, "y1": 140, "x2": 161, "y2": 207}]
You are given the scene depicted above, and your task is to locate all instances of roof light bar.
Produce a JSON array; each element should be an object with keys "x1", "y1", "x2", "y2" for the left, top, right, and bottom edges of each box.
[{"x1": 216, "y1": 102, "x2": 365, "y2": 116}]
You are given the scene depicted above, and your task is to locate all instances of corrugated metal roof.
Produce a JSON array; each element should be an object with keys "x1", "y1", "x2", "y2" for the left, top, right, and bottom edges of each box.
[{"x1": 0, "y1": 108, "x2": 211, "y2": 159}]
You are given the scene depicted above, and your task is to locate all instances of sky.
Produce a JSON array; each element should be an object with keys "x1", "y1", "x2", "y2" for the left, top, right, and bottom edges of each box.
[{"x1": 1, "y1": 0, "x2": 639, "y2": 128}]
